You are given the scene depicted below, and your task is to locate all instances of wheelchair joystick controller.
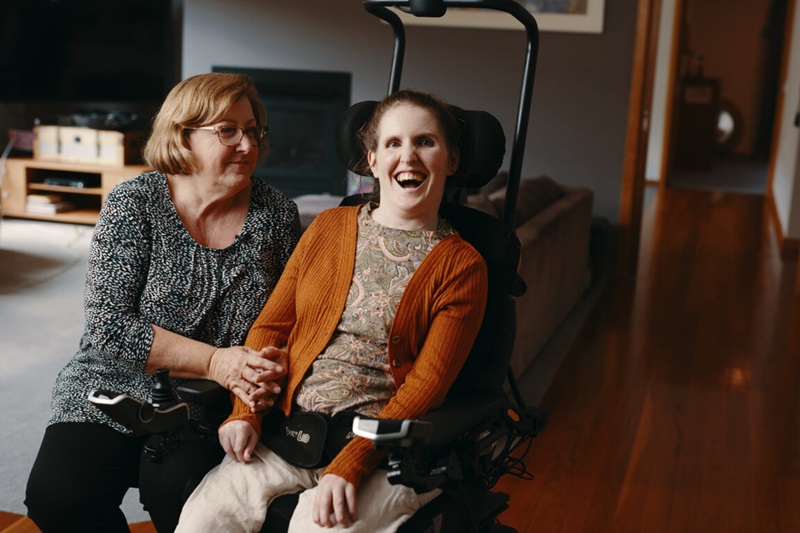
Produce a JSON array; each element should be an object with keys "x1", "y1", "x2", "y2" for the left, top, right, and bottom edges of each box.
[{"x1": 151, "y1": 368, "x2": 178, "y2": 408}]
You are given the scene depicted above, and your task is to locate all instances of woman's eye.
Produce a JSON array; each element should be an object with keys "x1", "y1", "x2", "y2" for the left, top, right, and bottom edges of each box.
[
  {"x1": 218, "y1": 126, "x2": 239, "y2": 137},
  {"x1": 387, "y1": 140, "x2": 400, "y2": 148},
  {"x1": 244, "y1": 127, "x2": 261, "y2": 139},
  {"x1": 419, "y1": 137, "x2": 434, "y2": 146}
]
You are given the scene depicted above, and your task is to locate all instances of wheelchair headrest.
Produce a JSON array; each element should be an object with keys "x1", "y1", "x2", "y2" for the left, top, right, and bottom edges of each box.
[{"x1": 336, "y1": 100, "x2": 506, "y2": 189}]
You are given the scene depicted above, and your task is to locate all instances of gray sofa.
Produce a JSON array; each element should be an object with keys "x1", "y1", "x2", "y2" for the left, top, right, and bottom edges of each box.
[{"x1": 466, "y1": 174, "x2": 594, "y2": 378}]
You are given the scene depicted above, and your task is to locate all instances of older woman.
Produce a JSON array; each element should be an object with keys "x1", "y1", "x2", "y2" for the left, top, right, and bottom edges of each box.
[
  {"x1": 176, "y1": 89, "x2": 489, "y2": 532},
  {"x1": 25, "y1": 73, "x2": 301, "y2": 532}
]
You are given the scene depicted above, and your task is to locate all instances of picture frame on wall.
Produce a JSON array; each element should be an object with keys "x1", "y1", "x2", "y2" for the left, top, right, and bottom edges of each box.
[{"x1": 394, "y1": 0, "x2": 605, "y2": 34}]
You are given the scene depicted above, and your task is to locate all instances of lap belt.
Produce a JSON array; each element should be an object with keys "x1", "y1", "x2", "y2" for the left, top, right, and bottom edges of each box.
[{"x1": 261, "y1": 409, "x2": 359, "y2": 469}]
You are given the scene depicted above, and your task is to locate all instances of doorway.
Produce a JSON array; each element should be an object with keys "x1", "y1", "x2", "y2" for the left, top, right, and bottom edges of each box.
[
  {"x1": 664, "y1": 0, "x2": 788, "y2": 195},
  {"x1": 619, "y1": 0, "x2": 798, "y2": 278}
]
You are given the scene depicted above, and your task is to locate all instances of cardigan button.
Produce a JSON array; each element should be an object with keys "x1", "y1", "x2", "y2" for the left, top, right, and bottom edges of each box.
[
  {"x1": 390, "y1": 335, "x2": 401, "y2": 344},
  {"x1": 392, "y1": 359, "x2": 401, "y2": 368}
]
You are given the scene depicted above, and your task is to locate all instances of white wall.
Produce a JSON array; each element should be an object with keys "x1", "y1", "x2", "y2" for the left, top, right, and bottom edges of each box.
[
  {"x1": 645, "y1": 0, "x2": 676, "y2": 181},
  {"x1": 181, "y1": 0, "x2": 640, "y2": 221},
  {"x1": 771, "y1": 0, "x2": 800, "y2": 239}
]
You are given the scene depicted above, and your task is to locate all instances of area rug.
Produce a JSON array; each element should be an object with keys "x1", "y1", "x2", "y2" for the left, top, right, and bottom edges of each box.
[{"x1": 0, "y1": 218, "x2": 149, "y2": 521}]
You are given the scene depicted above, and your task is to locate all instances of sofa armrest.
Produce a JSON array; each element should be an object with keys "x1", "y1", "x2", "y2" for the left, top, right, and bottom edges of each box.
[{"x1": 510, "y1": 186, "x2": 594, "y2": 377}]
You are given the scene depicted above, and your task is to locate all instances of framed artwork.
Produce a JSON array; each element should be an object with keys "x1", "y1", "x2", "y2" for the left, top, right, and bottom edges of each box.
[{"x1": 395, "y1": 0, "x2": 605, "y2": 34}]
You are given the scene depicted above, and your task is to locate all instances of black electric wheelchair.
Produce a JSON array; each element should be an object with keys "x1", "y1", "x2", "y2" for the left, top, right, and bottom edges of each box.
[{"x1": 90, "y1": 1, "x2": 547, "y2": 531}]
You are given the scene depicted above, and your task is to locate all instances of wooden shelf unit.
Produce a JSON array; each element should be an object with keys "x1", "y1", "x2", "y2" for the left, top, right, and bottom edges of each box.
[{"x1": 1, "y1": 158, "x2": 150, "y2": 225}]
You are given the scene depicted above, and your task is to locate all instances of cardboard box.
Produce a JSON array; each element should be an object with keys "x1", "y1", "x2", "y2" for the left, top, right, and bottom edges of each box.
[
  {"x1": 59, "y1": 127, "x2": 100, "y2": 163},
  {"x1": 32, "y1": 126, "x2": 60, "y2": 161},
  {"x1": 97, "y1": 130, "x2": 145, "y2": 166},
  {"x1": 32, "y1": 126, "x2": 144, "y2": 166}
]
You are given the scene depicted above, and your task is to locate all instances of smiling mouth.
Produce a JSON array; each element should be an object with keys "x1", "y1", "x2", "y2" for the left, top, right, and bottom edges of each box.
[{"x1": 395, "y1": 172, "x2": 426, "y2": 189}]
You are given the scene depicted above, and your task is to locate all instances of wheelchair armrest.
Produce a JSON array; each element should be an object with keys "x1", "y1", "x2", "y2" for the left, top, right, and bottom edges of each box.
[
  {"x1": 353, "y1": 391, "x2": 506, "y2": 452},
  {"x1": 416, "y1": 392, "x2": 506, "y2": 451},
  {"x1": 351, "y1": 392, "x2": 508, "y2": 493},
  {"x1": 88, "y1": 389, "x2": 189, "y2": 435},
  {"x1": 175, "y1": 379, "x2": 229, "y2": 405}
]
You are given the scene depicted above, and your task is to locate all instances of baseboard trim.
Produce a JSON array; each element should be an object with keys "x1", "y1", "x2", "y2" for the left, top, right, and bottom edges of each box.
[{"x1": 765, "y1": 191, "x2": 799, "y2": 260}]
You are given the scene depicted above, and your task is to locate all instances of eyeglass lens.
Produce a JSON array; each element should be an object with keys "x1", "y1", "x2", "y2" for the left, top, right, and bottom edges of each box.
[{"x1": 216, "y1": 126, "x2": 267, "y2": 146}]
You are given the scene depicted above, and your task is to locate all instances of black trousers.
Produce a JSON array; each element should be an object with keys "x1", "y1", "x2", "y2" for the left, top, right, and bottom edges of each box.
[{"x1": 25, "y1": 422, "x2": 224, "y2": 533}]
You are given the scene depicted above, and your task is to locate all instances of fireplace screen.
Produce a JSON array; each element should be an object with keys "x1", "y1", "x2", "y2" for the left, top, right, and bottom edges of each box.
[{"x1": 213, "y1": 66, "x2": 352, "y2": 198}]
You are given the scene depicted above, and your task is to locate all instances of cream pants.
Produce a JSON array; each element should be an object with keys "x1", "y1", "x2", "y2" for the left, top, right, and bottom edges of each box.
[{"x1": 175, "y1": 443, "x2": 440, "y2": 532}]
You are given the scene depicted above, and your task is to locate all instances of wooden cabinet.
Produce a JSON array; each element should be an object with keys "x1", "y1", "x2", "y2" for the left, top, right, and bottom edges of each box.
[
  {"x1": 0, "y1": 158, "x2": 150, "y2": 225},
  {"x1": 672, "y1": 76, "x2": 721, "y2": 171}
]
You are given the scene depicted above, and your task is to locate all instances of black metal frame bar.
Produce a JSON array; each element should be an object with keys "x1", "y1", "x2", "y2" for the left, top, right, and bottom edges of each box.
[{"x1": 362, "y1": 0, "x2": 539, "y2": 230}]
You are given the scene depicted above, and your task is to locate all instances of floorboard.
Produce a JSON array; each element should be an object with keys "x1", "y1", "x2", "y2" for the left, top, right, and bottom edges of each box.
[
  {"x1": 494, "y1": 187, "x2": 800, "y2": 531},
  {"x1": 0, "y1": 512, "x2": 155, "y2": 533}
]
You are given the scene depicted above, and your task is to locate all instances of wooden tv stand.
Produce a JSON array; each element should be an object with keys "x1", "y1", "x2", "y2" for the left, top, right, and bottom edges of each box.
[{"x1": 0, "y1": 158, "x2": 150, "y2": 225}]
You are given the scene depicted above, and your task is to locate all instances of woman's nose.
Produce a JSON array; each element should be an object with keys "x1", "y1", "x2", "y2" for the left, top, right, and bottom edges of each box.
[
  {"x1": 400, "y1": 145, "x2": 417, "y2": 163},
  {"x1": 236, "y1": 132, "x2": 257, "y2": 150}
]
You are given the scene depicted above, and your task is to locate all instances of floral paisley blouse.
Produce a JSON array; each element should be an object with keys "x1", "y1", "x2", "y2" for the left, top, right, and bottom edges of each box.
[{"x1": 294, "y1": 204, "x2": 455, "y2": 417}]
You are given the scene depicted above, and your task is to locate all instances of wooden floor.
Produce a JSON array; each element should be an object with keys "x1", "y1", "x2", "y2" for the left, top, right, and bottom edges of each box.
[
  {"x1": 3, "y1": 186, "x2": 797, "y2": 532},
  {"x1": 495, "y1": 187, "x2": 800, "y2": 531},
  {"x1": 0, "y1": 512, "x2": 155, "y2": 532}
]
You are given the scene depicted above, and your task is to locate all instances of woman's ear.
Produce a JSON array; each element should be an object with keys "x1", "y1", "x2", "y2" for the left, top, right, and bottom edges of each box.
[
  {"x1": 367, "y1": 150, "x2": 377, "y2": 176},
  {"x1": 449, "y1": 149, "x2": 460, "y2": 175}
]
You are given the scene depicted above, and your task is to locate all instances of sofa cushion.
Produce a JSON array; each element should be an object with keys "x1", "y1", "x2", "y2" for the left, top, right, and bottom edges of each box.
[{"x1": 489, "y1": 175, "x2": 564, "y2": 227}]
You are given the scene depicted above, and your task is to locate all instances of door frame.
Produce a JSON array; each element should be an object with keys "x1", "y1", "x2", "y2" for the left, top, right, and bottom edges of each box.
[
  {"x1": 618, "y1": 0, "x2": 795, "y2": 277},
  {"x1": 617, "y1": 0, "x2": 663, "y2": 277}
]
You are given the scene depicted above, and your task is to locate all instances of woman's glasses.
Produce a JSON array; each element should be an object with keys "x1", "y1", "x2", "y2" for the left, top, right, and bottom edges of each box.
[{"x1": 194, "y1": 125, "x2": 268, "y2": 146}]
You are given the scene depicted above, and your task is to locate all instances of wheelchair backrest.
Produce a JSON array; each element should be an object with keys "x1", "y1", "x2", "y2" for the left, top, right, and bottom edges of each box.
[{"x1": 336, "y1": 100, "x2": 522, "y2": 395}]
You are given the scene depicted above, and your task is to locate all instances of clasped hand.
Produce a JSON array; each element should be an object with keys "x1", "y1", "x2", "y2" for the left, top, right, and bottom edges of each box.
[{"x1": 208, "y1": 345, "x2": 288, "y2": 412}]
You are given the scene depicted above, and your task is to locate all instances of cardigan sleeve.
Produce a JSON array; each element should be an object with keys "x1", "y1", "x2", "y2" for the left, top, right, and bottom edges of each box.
[
  {"x1": 324, "y1": 243, "x2": 489, "y2": 487},
  {"x1": 219, "y1": 208, "x2": 354, "y2": 435},
  {"x1": 219, "y1": 222, "x2": 306, "y2": 436}
]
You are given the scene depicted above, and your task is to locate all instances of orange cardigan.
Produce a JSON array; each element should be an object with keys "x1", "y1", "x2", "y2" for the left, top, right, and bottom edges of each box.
[{"x1": 226, "y1": 205, "x2": 488, "y2": 487}]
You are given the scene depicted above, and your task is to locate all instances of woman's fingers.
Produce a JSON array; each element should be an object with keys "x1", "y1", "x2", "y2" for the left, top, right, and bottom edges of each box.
[
  {"x1": 246, "y1": 350, "x2": 286, "y2": 378},
  {"x1": 229, "y1": 384, "x2": 256, "y2": 410},
  {"x1": 209, "y1": 346, "x2": 288, "y2": 412},
  {"x1": 314, "y1": 474, "x2": 357, "y2": 527}
]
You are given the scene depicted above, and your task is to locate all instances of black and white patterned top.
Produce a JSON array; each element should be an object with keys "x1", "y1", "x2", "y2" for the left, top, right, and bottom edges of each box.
[{"x1": 48, "y1": 171, "x2": 301, "y2": 433}]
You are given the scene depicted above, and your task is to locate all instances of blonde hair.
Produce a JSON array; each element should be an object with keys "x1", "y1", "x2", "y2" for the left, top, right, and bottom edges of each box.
[{"x1": 143, "y1": 72, "x2": 267, "y2": 175}]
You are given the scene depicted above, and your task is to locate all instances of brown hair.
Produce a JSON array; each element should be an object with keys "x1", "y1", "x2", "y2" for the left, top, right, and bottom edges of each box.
[
  {"x1": 143, "y1": 72, "x2": 267, "y2": 175},
  {"x1": 357, "y1": 89, "x2": 461, "y2": 177}
]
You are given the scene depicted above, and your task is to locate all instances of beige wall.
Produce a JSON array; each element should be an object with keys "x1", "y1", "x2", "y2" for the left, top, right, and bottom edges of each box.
[{"x1": 181, "y1": 0, "x2": 640, "y2": 222}]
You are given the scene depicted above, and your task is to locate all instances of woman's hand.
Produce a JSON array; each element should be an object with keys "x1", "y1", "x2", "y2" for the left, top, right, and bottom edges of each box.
[
  {"x1": 219, "y1": 420, "x2": 259, "y2": 463},
  {"x1": 247, "y1": 345, "x2": 289, "y2": 411},
  {"x1": 208, "y1": 345, "x2": 287, "y2": 410},
  {"x1": 313, "y1": 474, "x2": 358, "y2": 528}
]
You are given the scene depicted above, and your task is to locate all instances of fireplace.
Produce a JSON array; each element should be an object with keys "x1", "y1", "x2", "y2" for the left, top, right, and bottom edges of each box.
[{"x1": 213, "y1": 66, "x2": 352, "y2": 198}]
